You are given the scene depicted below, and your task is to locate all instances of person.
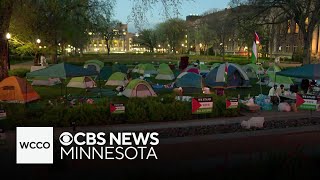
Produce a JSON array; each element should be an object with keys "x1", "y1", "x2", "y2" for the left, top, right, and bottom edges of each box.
[
  {"x1": 40, "y1": 54, "x2": 47, "y2": 66},
  {"x1": 269, "y1": 85, "x2": 279, "y2": 104},
  {"x1": 276, "y1": 84, "x2": 285, "y2": 96},
  {"x1": 301, "y1": 79, "x2": 310, "y2": 94}
]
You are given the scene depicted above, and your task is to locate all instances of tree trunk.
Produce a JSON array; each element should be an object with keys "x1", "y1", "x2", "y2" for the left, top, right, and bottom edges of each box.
[
  {"x1": 0, "y1": 0, "x2": 14, "y2": 80},
  {"x1": 303, "y1": 31, "x2": 313, "y2": 64}
]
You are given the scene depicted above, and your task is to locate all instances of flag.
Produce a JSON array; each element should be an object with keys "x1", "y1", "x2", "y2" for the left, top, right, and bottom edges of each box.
[
  {"x1": 255, "y1": 32, "x2": 260, "y2": 44},
  {"x1": 296, "y1": 94, "x2": 305, "y2": 107},
  {"x1": 224, "y1": 62, "x2": 228, "y2": 84},
  {"x1": 251, "y1": 41, "x2": 257, "y2": 64}
]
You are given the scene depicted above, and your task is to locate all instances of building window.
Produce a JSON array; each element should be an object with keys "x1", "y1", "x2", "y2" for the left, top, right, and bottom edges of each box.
[
  {"x1": 287, "y1": 20, "x2": 291, "y2": 34},
  {"x1": 293, "y1": 45, "x2": 298, "y2": 52},
  {"x1": 286, "y1": 45, "x2": 290, "y2": 52},
  {"x1": 295, "y1": 23, "x2": 299, "y2": 33}
]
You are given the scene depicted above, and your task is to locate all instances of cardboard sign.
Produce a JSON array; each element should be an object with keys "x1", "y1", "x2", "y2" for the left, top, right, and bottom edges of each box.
[
  {"x1": 299, "y1": 95, "x2": 318, "y2": 110},
  {"x1": 0, "y1": 109, "x2": 6, "y2": 120},
  {"x1": 192, "y1": 97, "x2": 213, "y2": 114},
  {"x1": 110, "y1": 103, "x2": 125, "y2": 114},
  {"x1": 226, "y1": 99, "x2": 239, "y2": 109}
]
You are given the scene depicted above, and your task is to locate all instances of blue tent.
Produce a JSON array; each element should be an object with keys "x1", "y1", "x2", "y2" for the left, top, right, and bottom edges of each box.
[
  {"x1": 205, "y1": 63, "x2": 250, "y2": 88},
  {"x1": 99, "y1": 66, "x2": 113, "y2": 81},
  {"x1": 276, "y1": 64, "x2": 320, "y2": 80},
  {"x1": 175, "y1": 72, "x2": 203, "y2": 89},
  {"x1": 112, "y1": 64, "x2": 128, "y2": 73}
]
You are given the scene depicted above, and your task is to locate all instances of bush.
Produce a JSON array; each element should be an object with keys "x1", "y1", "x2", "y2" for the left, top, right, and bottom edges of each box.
[
  {"x1": 1, "y1": 95, "x2": 240, "y2": 129},
  {"x1": 8, "y1": 68, "x2": 29, "y2": 77}
]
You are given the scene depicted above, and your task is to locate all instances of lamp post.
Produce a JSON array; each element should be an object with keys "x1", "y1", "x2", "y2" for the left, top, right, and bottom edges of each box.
[
  {"x1": 35, "y1": 39, "x2": 41, "y2": 65},
  {"x1": 6, "y1": 33, "x2": 11, "y2": 70}
]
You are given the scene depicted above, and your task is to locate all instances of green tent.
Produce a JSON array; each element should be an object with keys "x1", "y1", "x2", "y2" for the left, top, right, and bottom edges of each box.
[
  {"x1": 67, "y1": 76, "x2": 96, "y2": 89},
  {"x1": 210, "y1": 63, "x2": 221, "y2": 70},
  {"x1": 123, "y1": 79, "x2": 157, "y2": 98},
  {"x1": 132, "y1": 64, "x2": 144, "y2": 73},
  {"x1": 155, "y1": 63, "x2": 175, "y2": 80},
  {"x1": 139, "y1": 63, "x2": 157, "y2": 75},
  {"x1": 106, "y1": 72, "x2": 128, "y2": 86},
  {"x1": 84, "y1": 60, "x2": 104, "y2": 72},
  {"x1": 27, "y1": 62, "x2": 98, "y2": 79},
  {"x1": 266, "y1": 65, "x2": 293, "y2": 88},
  {"x1": 242, "y1": 64, "x2": 265, "y2": 79},
  {"x1": 199, "y1": 64, "x2": 209, "y2": 74}
]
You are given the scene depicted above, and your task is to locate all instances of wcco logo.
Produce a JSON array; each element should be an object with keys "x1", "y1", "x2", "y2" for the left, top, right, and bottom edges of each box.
[{"x1": 16, "y1": 127, "x2": 53, "y2": 164}]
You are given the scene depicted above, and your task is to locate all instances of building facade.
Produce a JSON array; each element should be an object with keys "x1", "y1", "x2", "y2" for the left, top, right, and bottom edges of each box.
[{"x1": 84, "y1": 23, "x2": 134, "y2": 53}]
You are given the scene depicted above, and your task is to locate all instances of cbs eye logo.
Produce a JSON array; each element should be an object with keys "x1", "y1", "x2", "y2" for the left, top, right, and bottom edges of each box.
[{"x1": 59, "y1": 132, "x2": 73, "y2": 146}]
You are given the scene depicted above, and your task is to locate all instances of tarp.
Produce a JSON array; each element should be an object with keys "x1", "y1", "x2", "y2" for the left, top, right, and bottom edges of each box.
[
  {"x1": 26, "y1": 62, "x2": 98, "y2": 79},
  {"x1": 205, "y1": 63, "x2": 250, "y2": 88},
  {"x1": 0, "y1": 76, "x2": 40, "y2": 103},
  {"x1": 276, "y1": 64, "x2": 320, "y2": 80},
  {"x1": 30, "y1": 66, "x2": 61, "y2": 86},
  {"x1": 123, "y1": 79, "x2": 157, "y2": 98},
  {"x1": 99, "y1": 66, "x2": 113, "y2": 81}
]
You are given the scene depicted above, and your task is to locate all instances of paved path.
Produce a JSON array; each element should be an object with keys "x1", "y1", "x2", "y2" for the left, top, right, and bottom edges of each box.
[{"x1": 10, "y1": 61, "x2": 33, "y2": 70}]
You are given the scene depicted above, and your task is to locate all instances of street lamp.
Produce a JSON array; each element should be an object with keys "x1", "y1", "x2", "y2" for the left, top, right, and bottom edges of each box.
[
  {"x1": 36, "y1": 38, "x2": 41, "y2": 44},
  {"x1": 6, "y1": 33, "x2": 11, "y2": 70},
  {"x1": 35, "y1": 39, "x2": 41, "y2": 65}
]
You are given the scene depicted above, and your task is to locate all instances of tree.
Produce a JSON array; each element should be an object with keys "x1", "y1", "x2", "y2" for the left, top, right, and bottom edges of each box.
[
  {"x1": 156, "y1": 18, "x2": 187, "y2": 54},
  {"x1": 134, "y1": 29, "x2": 158, "y2": 52},
  {"x1": 240, "y1": 0, "x2": 320, "y2": 64}
]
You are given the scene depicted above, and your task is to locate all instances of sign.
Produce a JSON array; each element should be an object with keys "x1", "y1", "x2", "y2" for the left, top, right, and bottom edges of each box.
[
  {"x1": 0, "y1": 109, "x2": 6, "y2": 120},
  {"x1": 192, "y1": 97, "x2": 213, "y2": 114},
  {"x1": 110, "y1": 103, "x2": 125, "y2": 114},
  {"x1": 175, "y1": 96, "x2": 192, "y2": 102},
  {"x1": 299, "y1": 95, "x2": 317, "y2": 110},
  {"x1": 226, "y1": 98, "x2": 239, "y2": 109}
]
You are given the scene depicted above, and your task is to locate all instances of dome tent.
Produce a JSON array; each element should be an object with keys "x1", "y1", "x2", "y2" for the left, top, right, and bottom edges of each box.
[
  {"x1": 139, "y1": 63, "x2": 157, "y2": 75},
  {"x1": 67, "y1": 76, "x2": 96, "y2": 89},
  {"x1": 132, "y1": 64, "x2": 144, "y2": 73},
  {"x1": 199, "y1": 64, "x2": 210, "y2": 75},
  {"x1": 242, "y1": 64, "x2": 265, "y2": 79},
  {"x1": 205, "y1": 63, "x2": 250, "y2": 88},
  {"x1": 84, "y1": 60, "x2": 104, "y2": 72},
  {"x1": 183, "y1": 66, "x2": 200, "y2": 74},
  {"x1": 265, "y1": 65, "x2": 294, "y2": 88},
  {"x1": 112, "y1": 63, "x2": 128, "y2": 73},
  {"x1": 155, "y1": 63, "x2": 175, "y2": 80},
  {"x1": 0, "y1": 76, "x2": 40, "y2": 103},
  {"x1": 210, "y1": 63, "x2": 221, "y2": 70},
  {"x1": 122, "y1": 79, "x2": 157, "y2": 98},
  {"x1": 175, "y1": 72, "x2": 203, "y2": 93},
  {"x1": 30, "y1": 66, "x2": 61, "y2": 86},
  {"x1": 106, "y1": 72, "x2": 128, "y2": 86}
]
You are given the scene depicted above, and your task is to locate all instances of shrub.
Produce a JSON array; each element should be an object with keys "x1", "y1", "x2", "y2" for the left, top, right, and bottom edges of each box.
[{"x1": 8, "y1": 68, "x2": 29, "y2": 77}]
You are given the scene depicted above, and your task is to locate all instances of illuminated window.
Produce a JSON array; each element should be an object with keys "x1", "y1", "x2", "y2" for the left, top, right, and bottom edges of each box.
[
  {"x1": 295, "y1": 23, "x2": 299, "y2": 33},
  {"x1": 285, "y1": 45, "x2": 290, "y2": 52},
  {"x1": 287, "y1": 20, "x2": 291, "y2": 34},
  {"x1": 293, "y1": 45, "x2": 298, "y2": 52}
]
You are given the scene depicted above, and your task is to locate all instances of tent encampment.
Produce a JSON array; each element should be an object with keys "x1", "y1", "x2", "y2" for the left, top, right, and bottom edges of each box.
[
  {"x1": 132, "y1": 64, "x2": 143, "y2": 73},
  {"x1": 155, "y1": 63, "x2": 175, "y2": 80},
  {"x1": 139, "y1": 64, "x2": 157, "y2": 75},
  {"x1": 84, "y1": 60, "x2": 104, "y2": 72},
  {"x1": 106, "y1": 72, "x2": 128, "y2": 86},
  {"x1": 0, "y1": 76, "x2": 40, "y2": 103},
  {"x1": 67, "y1": 77, "x2": 96, "y2": 89},
  {"x1": 123, "y1": 79, "x2": 157, "y2": 98},
  {"x1": 242, "y1": 64, "x2": 265, "y2": 79},
  {"x1": 99, "y1": 66, "x2": 113, "y2": 81},
  {"x1": 30, "y1": 66, "x2": 61, "y2": 86},
  {"x1": 205, "y1": 63, "x2": 250, "y2": 88},
  {"x1": 175, "y1": 72, "x2": 203, "y2": 93}
]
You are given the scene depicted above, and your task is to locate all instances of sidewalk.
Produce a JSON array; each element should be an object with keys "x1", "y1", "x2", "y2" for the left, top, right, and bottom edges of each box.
[{"x1": 54, "y1": 111, "x2": 320, "y2": 134}]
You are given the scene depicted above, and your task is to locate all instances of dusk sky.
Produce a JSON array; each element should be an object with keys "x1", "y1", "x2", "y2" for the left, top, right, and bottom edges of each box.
[{"x1": 114, "y1": 0, "x2": 230, "y2": 32}]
